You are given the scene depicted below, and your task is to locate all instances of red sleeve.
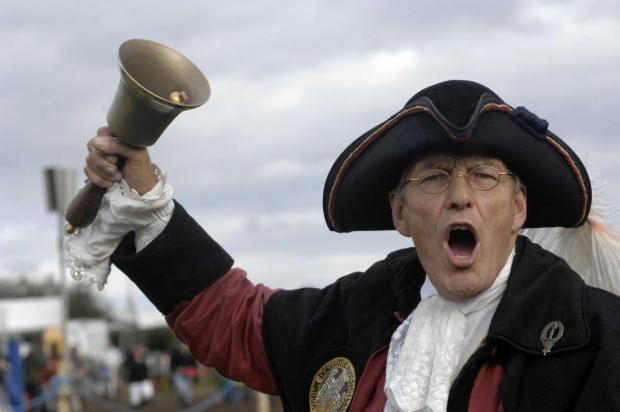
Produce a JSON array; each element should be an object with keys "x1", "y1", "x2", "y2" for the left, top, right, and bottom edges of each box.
[{"x1": 166, "y1": 268, "x2": 279, "y2": 394}]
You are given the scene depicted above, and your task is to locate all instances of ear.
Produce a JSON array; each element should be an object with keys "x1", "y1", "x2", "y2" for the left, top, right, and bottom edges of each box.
[
  {"x1": 511, "y1": 186, "x2": 527, "y2": 232},
  {"x1": 389, "y1": 190, "x2": 412, "y2": 237}
]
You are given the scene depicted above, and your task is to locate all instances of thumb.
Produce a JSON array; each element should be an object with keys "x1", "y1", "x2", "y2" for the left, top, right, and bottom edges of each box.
[
  {"x1": 97, "y1": 126, "x2": 113, "y2": 137},
  {"x1": 93, "y1": 136, "x2": 144, "y2": 160}
]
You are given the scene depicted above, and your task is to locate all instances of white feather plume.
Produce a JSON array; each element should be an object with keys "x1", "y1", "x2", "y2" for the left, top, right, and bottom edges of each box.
[{"x1": 521, "y1": 183, "x2": 620, "y2": 296}]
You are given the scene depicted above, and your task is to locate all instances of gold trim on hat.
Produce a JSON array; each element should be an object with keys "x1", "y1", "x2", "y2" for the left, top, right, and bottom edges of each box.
[{"x1": 327, "y1": 103, "x2": 589, "y2": 231}]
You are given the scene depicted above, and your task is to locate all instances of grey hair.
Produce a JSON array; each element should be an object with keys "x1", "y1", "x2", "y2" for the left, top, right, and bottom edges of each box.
[{"x1": 512, "y1": 174, "x2": 523, "y2": 194}]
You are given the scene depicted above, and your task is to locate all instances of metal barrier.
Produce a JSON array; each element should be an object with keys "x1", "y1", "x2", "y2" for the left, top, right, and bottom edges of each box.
[
  {"x1": 27, "y1": 374, "x2": 63, "y2": 409},
  {"x1": 28, "y1": 373, "x2": 237, "y2": 412},
  {"x1": 176, "y1": 380, "x2": 235, "y2": 412}
]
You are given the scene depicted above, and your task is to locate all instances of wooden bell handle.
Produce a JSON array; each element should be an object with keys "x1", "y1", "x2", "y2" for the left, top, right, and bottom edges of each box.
[
  {"x1": 64, "y1": 156, "x2": 126, "y2": 235},
  {"x1": 64, "y1": 182, "x2": 108, "y2": 235}
]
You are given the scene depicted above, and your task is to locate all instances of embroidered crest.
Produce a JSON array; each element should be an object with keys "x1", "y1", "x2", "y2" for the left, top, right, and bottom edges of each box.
[
  {"x1": 540, "y1": 321, "x2": 564, "y2": 355},
  {"x1": 309, "y1": 357, "x2": 356, "y2": 412}
]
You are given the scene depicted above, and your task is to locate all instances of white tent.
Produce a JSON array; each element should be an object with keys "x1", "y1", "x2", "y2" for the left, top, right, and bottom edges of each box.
[
  {"x1": 0, "y1": 296, "x2": 62, "y2": 334},
  {"x1": 67, "y1": 319, "x2": 109, "y2": 360}
]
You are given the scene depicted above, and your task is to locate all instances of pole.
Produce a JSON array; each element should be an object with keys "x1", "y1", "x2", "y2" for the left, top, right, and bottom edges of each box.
[
  {"x1": 43, "y1": 167, "x2": 77, "y2": 411},
  {"x1": 57, "y1": 213, "x2": 71, "y2": 412},
  {"x1": 58, "y1": 213, "x2": 68, "y2": 366}
]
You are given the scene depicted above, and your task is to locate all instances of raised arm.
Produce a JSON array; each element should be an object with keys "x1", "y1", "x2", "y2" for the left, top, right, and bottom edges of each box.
[{"x1": 78, "y1": 128, "x2": 279, "y2": 393}]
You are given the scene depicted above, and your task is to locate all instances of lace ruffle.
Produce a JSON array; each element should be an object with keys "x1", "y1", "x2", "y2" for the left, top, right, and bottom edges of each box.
[
  {"x1": 64, "y1": 167, "x2": 174, "y2": 290},
  {"x1": 383, "y1": 250, "x2": 515, "y2": 412},
  {"x1": 385, "y1": 297, "x2": 466, "y2": 412}
]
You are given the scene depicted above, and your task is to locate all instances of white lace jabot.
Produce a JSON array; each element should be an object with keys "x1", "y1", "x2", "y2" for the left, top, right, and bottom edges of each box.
[
  {"x1": 64, "y1": 168, "x2": 174, "y2": 290},
  {"x1": 384, "y1": 249, "x2": 515, "y2": 412}
]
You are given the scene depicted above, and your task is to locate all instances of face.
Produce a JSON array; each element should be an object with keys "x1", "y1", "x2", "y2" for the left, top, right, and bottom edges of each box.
[{"x1": 390, "y1": 154, "x2": 527, "y2": 301}]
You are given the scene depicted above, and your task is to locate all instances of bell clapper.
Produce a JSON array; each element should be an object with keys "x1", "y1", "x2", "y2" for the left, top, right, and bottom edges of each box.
[{"x1": 169, "y1": 90, "x2": 189, "y2": 103}]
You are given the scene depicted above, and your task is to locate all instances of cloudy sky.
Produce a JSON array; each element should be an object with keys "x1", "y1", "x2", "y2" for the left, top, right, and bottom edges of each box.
[{"x1": 2, "y1": 0, "x2": 619, "y2": 326}]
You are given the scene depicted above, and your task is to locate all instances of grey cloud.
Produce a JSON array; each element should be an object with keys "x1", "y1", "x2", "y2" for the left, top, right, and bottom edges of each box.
[{"x1": 2, "y1": 0, "x2": 620, "y2": 324}]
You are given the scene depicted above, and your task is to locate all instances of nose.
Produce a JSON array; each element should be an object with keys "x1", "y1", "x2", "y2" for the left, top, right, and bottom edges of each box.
[{"x1": 446, "y1": 172, "x2": 473, "y2": 210}]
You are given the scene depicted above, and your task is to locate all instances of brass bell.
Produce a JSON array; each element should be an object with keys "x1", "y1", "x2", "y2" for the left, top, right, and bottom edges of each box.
[
  {"x1": 107, "y1": 38, "x2": 211, "y2": 147},
  {"x1": 64, "y1": 39, "x2": 210, "y2": 234}
]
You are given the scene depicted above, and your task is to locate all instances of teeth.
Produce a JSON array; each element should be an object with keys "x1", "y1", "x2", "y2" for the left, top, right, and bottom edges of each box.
[{"x1": 453, "y1": 225, "x2": 469, "y2": 231}]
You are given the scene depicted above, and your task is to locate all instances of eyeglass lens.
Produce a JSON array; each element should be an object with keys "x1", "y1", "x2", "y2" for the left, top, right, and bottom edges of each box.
[{"x1": 417, "y1": 166, "x2": 501, "y2": 193}]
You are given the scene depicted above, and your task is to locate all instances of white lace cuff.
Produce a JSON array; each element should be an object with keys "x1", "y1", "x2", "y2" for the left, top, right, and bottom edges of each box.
[{"x1": 64, "y1": 167, "x2": 174, "y2": 290}]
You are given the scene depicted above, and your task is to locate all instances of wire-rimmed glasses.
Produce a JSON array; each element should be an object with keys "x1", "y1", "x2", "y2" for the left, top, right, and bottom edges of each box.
[{"x1": 403, "y1": 166, "x2": 515, "y2": 194}]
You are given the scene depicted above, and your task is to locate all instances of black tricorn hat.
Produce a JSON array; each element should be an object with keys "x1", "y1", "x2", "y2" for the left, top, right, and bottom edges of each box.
[{"x1": 323, "y1": 80, "x2": 591, "y2": 232}]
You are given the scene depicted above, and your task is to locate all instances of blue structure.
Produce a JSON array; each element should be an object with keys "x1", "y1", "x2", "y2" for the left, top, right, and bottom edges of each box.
[{"x1": 6, "y1": 339, "x2": 24, "y2": 412}]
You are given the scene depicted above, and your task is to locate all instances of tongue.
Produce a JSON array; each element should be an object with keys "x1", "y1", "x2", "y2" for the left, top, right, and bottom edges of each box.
[{"x1": 449, "y1": 230, "x2": 475, "y2": 257}]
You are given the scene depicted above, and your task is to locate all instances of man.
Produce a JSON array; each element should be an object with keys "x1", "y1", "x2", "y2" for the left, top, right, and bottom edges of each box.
[
  {"x1": 70, "y1": 80, "x2": 620, "y2": 411},
  {"x1": 169, "y1": 343, "x2": 198, "y2": 406}
]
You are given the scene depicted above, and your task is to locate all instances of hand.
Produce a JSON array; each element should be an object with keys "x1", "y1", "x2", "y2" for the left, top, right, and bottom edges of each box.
[{"x1": 84, "y1": 127, "x2": 158, "y2": 195}]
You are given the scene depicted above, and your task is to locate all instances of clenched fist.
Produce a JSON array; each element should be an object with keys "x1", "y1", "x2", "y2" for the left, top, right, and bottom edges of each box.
[{"x1": 84, "y1": 126, "x2": 157, "y2": 195}]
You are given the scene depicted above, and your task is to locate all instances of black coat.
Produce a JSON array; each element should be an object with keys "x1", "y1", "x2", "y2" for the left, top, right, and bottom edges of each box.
[
  {"x1": 113, "y1": 203, "x2": 620, "y2": 411},
  {"x1": 262, "y1": 236, "x2": 620, "y2": 411}
]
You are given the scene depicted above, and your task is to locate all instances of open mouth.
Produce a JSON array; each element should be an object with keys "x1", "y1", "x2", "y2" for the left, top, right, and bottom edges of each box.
[{"x1": 444, "y1": 224, "x2": 479, "y2": 268}]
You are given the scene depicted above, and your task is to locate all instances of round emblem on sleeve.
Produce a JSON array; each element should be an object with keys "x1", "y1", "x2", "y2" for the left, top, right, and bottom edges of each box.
[{"x1": 309, "y1": 357, "x2": 356, "y2": 412}]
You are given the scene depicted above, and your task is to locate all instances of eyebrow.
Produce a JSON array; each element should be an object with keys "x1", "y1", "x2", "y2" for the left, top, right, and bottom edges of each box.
[
  {"x1": 416, "y1": 158, "x2": 502, "y2": 171},
  {"x1": 417, "y1": 159, "x2": 452, "y2": 170}
]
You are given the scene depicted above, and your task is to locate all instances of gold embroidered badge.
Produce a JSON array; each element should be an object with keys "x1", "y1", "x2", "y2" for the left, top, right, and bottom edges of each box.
[{"x1": 309, "y1": 357, "x2": 356, "y2": 412}]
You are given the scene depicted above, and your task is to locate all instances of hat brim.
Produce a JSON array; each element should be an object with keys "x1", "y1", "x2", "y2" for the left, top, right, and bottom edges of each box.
[{"x1": 323, "y1": 100, "x2": 591, "y2": 232}]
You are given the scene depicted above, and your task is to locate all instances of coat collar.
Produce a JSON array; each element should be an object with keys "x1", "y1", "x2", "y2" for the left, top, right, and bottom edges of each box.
[
  {"x1": 387, "y1": 236, "x2": 590, "y2": 356},
  {"x1": 488, "y1": 236, "x2": 590, "y2": 355}
]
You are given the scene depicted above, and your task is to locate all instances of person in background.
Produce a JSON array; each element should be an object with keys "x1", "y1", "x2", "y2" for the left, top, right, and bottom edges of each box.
[
  {"x1": 0, "y1": 352, "x2": 10, "y2": 412},
  {"x1": 100, "y1": 341, "x2": 123, "y2": 398},
  {"x1": 22, "y1": 340, "x2": 46, "y2": 412},
  {"x1": 169, "y1": 343, "x2": 197, "y2": 406},
  {"x1": 124, "y1": 344, "x2": 154, "y2": 408},
  {"x1": 41, "y1": 344, "x2": 60, "y2": 412}
]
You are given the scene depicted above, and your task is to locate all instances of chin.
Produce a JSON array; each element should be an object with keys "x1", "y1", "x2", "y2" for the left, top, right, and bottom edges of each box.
[{"x1": 441, "y1": 270, "x2": 486, "y2": 300}]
